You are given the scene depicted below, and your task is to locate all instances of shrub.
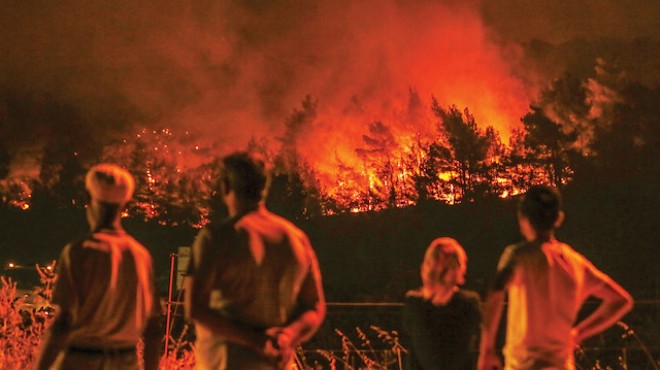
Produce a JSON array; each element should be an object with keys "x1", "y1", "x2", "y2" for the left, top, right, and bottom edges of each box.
[{"x1": 0, "y1": 263, "x2": 56, "y2": 370}]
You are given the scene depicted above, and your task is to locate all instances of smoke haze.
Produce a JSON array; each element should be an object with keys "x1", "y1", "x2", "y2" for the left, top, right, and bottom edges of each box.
[{"x1": 1, "y1": 0, "x2": 658, "y2": 176}]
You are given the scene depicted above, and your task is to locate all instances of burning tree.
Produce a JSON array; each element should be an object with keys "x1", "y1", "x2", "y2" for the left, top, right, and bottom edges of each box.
[
  {"x1": 405, "y1": 140, "x2": 453, "y2": 204},
  {"x1": 355, "y1": 121, "x2": 403, "y2": 209},
  {"x1": 432, "y1": 101, "x2": 494, "y2": 202}
]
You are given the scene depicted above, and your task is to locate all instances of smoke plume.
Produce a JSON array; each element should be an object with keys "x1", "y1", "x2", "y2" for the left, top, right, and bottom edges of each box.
[{"x1": 1, "y1": 0, "x2": 658, "y2": 179}]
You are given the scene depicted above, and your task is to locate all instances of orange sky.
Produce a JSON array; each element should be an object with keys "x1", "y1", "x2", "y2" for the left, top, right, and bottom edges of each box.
[{"x1": 1, "y1": 0, "x2": 658, "y2": 179}]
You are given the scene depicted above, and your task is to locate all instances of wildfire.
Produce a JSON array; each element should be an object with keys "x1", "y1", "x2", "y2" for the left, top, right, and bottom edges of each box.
[
  {"x1": 0, "y1": 0, "x2": 543, "y2": 221},
  {"x1": 0, "y1": 0, "x2": 652, "y2": 229},
  {"x1": 0, "y1": 107, "x2": 563, "y2": 224}
]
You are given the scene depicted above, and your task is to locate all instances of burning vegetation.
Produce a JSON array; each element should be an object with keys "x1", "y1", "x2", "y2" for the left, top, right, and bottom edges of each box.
[
  {"x1": 1, "y1": 56, "x2": 658, "y2": 227},
  {"x1": 1, "y1": 1, "x2": 658, "y2": 226}
]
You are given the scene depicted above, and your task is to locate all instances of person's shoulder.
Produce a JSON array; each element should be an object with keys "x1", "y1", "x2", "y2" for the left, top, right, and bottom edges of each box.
[
  {"x1": 403, "y1": 289, "x2": 427, "y2": 310},
  {"x1": 114, "y1": 232, "x2": 153, "y2": 261},
  {"x1": 130, "y1": 235, "x2": 151, "y2": 251},
  {"x1": 201, "y1": 217, "x2": 238, "y2": 241},
  {"x1": 207, "y1": 216, "x2": 237, "y2": 233},
  {"x1": 553, "y1": 241, "x2": 593, "y2": 266},
  {"x1": 512, "y1": 240, "x2": 537, "y2": 252},
  {"x1": 497, "y1": 241, "x2": 528, "y2": 265},
  {"x1": 507, "y1": 240, "x2": 545, "y2": 259},
  {"x1": 66, "y1": 235, "x2": 89, "y2": 250},
  {"x1": 500, "y1": 241, "x2": 522, "y2": 255},
  {"x1": 264, "y1": 209, "x2": 303, "y2": 230},
  {"x1": 554, "y1": 240, "x2": 578, "y2": 253},
  {"x1": 59, "y1": 238, "x2": 84, "y2": 262},
  {"x1": 456, "y1": 289, "x2": 481, "y2": 304},
  {"x1": 60, "y1": 233, "x2": 102, "y2": 266},
  {"x1": 66, "y1": 232, "x2": 100, "y2": 253},
  {"x1": 262, "y1": 208, "x2": 311, "y2": 241}
]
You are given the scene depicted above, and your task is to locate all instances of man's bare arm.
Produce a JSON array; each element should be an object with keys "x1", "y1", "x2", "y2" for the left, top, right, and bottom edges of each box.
[
  {"x1": 32, "y1": 309, "x2": 72, "y2": 370},
  {"x1": 478, "y1": 289, "x2": 505, "y2": 370},
  {"x1": 142, "y1": 309, "x2": 163, "y2": 370},
  {"x1": 262, "y1": 261, "x2": 326, "y2": 369},
  {"x1": 574, "y1": 279, "x2": 633, "y2": 344},
  {"x1": 280, "y1": 262, "x2": 326, "y2": 346},
  {"x1": 477, "y1": 259, "x2": 514, "y2": 370}
]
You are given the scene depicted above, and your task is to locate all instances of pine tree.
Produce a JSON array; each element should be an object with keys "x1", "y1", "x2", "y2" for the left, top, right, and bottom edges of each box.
[
  {"x1": 432, "y1": 100, "x2": 490, "y2": 202},
  {"x1": 521, "y1": 106, "x2": 577, "y2": 187}
]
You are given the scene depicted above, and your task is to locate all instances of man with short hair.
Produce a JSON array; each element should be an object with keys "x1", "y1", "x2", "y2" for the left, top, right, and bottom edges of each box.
[
  {"x1": 184, "y1": 151, "x2": 326, "y2": 370},
  {"x1": 478, "y1": 185, "x2": 633, "y2": 370},
  {"x1": 33, "y1": 164, "x2": 162, "y2": 370}
]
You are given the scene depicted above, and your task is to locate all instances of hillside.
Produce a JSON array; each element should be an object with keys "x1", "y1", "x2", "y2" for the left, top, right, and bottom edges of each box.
[{"x1": 1, "y1": 177, "x2": 657, "y2": 301}]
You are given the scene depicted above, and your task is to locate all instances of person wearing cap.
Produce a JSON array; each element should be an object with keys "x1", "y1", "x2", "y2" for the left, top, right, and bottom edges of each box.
[
  {"x1": 184, "y1": 151, "x2": 326, "y2": 370},
  {"x1": 402, "y1": 237, "x2": 481, "y2": 370},
  {"x1": 33, "y1": 164, "x2": 162, "y2": 370}
]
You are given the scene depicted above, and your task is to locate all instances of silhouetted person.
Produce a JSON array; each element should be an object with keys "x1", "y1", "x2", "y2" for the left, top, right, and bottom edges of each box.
[
  {"x1": 403, "y1": 237, "x2": 481, "y2": 370},
  {"x1": 478, "y1": 185, "x2": 633, "y2": 370},
  {"x1": 184, "y1": 151, "x2": 326, "y2": 370},
  {"x1": 33, "y1": 164, "x2": 161, "y2": 370}
]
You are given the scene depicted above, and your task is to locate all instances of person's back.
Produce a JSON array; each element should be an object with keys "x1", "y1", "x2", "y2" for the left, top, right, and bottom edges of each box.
[
  {"x1": 499, "y1": 240, "x2": 610, "y2": 368},
  {"x1": 56, "y1": 229, "x2": 155, "y2": 348},
  {"x1": 225, "y1": 208, "x2": 316, "y2": 327},
  {"x1": 478, "y1": 185, "x2": 633, "y2": 370},
  {"x1": 404, "y1": 289, "x2": 480, "y2": 370},
  {"x1": 193, "y1": 207, "x2": 320, "y2": 369},
  {"x1": 33, "y1": 164, "x2": 161, "y2": 370},
  {"x1": 185, "y1": 151, "x2": 325, "y2": 370},
  {"x1": 402, "y1": 237, "x2": 481, "y2": 370}
]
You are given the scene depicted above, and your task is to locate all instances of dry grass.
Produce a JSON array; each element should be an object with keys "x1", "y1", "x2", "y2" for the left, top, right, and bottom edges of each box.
[
  {"x1": 0, "y1": 263, "x2": 56, "y2": 370},
  {"x1": 1, "y1": 269, "x2": 656, "y2": 370}
]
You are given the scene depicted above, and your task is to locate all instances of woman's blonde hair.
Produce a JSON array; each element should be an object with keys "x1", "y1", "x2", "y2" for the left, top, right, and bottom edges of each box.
[{"x1": 421, "y1": 237, "x2": 467, "y2": 288}]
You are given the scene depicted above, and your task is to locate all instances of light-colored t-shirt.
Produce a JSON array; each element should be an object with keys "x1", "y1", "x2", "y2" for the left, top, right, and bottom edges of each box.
[
  {"x1": 53, "y1": 228, "x2": 157, "y2": 348},
  {"x1": 188, "y1": 206, "x2": 321, "y2": 370},
  {"x1": 498, "y1": 241, "x2": 608, "y2": 370}
]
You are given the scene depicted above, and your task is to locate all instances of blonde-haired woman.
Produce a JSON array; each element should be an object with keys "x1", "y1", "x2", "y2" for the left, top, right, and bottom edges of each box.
[{"x1": 403, "y1": 237, "x2": 481, "y2": 370}]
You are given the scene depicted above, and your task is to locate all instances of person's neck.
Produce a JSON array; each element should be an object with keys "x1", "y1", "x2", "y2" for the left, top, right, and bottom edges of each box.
[
  {"x1": 423, "y1": 285, "x2": 457, "y2": 306},
  {"x1": 531, "y1": 231, "x2": 556, "y2": 243},
  {"x1": 91, "y1": 219, "x2": 123, "y2": 233},
  {"x1": 227, "y1": 201, "x2": 261, "y2": 218}
]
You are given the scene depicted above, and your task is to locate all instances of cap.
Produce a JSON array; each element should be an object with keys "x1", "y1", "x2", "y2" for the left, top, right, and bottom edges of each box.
[{"x1": 85, "y1": 164, "x2": 135, "y2": 205}]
